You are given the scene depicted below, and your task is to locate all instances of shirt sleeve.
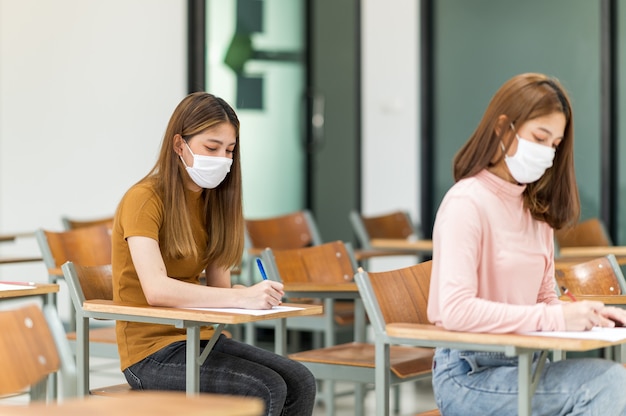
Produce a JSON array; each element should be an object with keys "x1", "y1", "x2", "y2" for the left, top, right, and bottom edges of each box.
[{"x1": 118, "y1": 184, "x2": 163, "y2": 242}]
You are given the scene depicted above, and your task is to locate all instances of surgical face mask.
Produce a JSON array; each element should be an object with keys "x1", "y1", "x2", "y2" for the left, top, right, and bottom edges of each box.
[
  {"x1": 180, "y1": 142, "x2": 233, "y2": 189},
  {"x1": 502, "y1": 125, "x2": 556, "y2": 184}
]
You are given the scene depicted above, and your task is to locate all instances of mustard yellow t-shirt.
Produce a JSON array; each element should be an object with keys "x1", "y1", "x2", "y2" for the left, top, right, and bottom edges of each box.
[{"x1": 112, "y1": 180, "x2": 215, "y2": 370}]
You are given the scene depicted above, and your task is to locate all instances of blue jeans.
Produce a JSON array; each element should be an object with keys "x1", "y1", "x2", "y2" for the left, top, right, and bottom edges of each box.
[
  {"x1": 432, "y1": 348, "x2": 626, "y2": 416},
  {"x1": 123, "y1": 335, "x2": 316, "y2": 416}
]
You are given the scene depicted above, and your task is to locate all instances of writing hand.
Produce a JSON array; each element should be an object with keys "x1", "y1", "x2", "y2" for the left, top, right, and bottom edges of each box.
[
  {"x1": 562, "y1": 300, "x2": 613, "y2": 331},
  {"x1": 599, "y1": 306, "x2": 626, "y2": 327},
  {"x1": 237, "y1": 280, "x2": 284, "y2": 310}
]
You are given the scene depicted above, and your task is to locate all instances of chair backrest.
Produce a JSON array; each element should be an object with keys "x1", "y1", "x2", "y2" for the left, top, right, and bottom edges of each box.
[
  {"x1": 61, "y1": 262, "x2": 114, "y2": 314},
  {"x1": 261, "y1": 240, "x2": 357, "y2": 284},
  {"x1": 355, "y1": 260, "x2": 432, "y2": 336},
  {"x1": 62, "y1": 215, "x2": 114, "y2": 230},
  {"x1": 554, "y1": 254, "x2": 626, "y2": 295},
  {"x1": 555, "y1": 217, "x2": 613, "y2": 248},
  {"x1": 245, "y1": 210, "x2": 323, "y2": 251},
  {"x1": 0, "y1": 304, "x2": 60, "y2": 396},
  {"x1": 36, "y1": 224, "x2": 112, "y2": 274},
  {"x1": 349, "y1": 210, "x2": 417, "y2": 249}
]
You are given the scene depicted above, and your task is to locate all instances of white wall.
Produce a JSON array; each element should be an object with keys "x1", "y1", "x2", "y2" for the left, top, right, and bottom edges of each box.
[
  {"x1": 361, "y1": 0, "x2": 420, "y2": 270},
  {"x1": 0, "y1": 0, "x2": 187, "y2": 293},
  {"x1": 0, "y1": 0, "x2": 420, "y2": 281}
]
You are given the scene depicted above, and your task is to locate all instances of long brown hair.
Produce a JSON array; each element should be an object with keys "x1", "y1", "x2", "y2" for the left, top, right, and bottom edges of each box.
[
  {"x1": 453, "y1": 73, "x2": 579, "y2": 230},
  {"x1": 140, "y1": 92, "x2": 244, "y2": 269}
]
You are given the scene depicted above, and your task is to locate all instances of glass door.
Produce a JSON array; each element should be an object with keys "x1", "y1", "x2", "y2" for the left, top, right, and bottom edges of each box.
[{"x1": 206, "y1": 0, "x2": 306, "y2": 218}]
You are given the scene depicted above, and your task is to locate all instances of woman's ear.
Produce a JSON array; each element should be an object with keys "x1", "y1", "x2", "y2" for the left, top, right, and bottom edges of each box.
[
  {"x1": 494, "y1": 114, "x2": 509, "y2": 137},
  {"x1": 173, "y1": 134, "x2": 184, "y2": 156}
]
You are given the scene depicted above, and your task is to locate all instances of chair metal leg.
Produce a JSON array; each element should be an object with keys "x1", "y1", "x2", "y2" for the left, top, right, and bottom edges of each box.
[
  {"x1": 43, "y1": 304, "x2": 77, "y2": 399},
  {"x1": 393, "y1": 384, "x2": 400, "y2": 413},
  {"x1": 375, "y1": 341, "x2": 391, "y2": 416},
  {"x1": 325, "y1": 380, "x2": 336, "y2": 416},
  {"x1": 355, "y1": 382, "x2": 367, "y2": 416}
]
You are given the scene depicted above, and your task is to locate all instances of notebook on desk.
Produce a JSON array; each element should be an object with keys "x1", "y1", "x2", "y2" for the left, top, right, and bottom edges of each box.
[{"x1": 524, "y1": 327, "x2": 626, "y2": 342}]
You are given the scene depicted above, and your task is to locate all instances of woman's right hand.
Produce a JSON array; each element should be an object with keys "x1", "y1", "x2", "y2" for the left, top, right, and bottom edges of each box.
[
  {"x1": 562, "y1": 300, "x2": 613, "y2": 331},
  {"x1": 237, "y1": 280, "x2": 285, "y2": 310}
]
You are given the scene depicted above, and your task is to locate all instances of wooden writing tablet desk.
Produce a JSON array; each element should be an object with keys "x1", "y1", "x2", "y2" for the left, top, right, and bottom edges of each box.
[
  {"x1": 0, "y1": 283, "x2": 58, "y2": 301},
  {"x1": 557, "y1": 246, "x2": 626, "y2": 266},
  {"x1": 385, "y1": 323, "x2": 626, "y2": 416},
  {"x1": 282, "y1": 282, "x2": 366, "y2": 344},
  {"x1": 1, "y1": 391, "x2": 264, "y2": 416},
  {"x1": 79, "y1": 300, "x2": 323, "y2": 397},
  {"x1": 369, "y1": 238, "x2": 434, "y2": 254},
  {"x1": 0, "y1": 232, "x2": 42, "y2": 265}
]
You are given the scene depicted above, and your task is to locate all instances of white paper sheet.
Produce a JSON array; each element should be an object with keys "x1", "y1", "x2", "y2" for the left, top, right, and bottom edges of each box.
[
  {"x1": 524, "y1": 327, "x2": 626, "y2": 342},
  {"x1": 184, "y1": 305, "x2": 305, "y2": 316},
  {"x1": 0, "y1": 282, "x2": 35, "y2": 291}
]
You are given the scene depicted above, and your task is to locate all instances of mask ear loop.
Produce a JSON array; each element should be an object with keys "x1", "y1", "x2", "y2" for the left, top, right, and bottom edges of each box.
[
  {"x1": 179, "y1": 140, "x2": 195, "y2": 168},
  {"x1": 501, "y1": 122, "x2": 518, "y2": 156}
]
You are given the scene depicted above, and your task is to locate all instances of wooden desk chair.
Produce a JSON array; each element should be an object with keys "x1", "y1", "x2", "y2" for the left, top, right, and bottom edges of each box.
[
  {"x1": 266, "y1": 242, "x2": 433, "y2": 416},
  {"x1": 0, "y1": 303, "x2": 76, "y2": 401},
  {"x1": 555, "y1": 217, "x2": 612, "y2": 249},
  {"x1": 61, "y1": 262, "x2": 130, "y2": 396},
  {"x1": 353, "y1": 260, "x2": 437, "y2": 416},
  {"x1": 245, "y1": 210, "x2": 322, "y2": 252},
  {"x1": 554, "y1": 254, "x2": 626, "y2": 361},
  {"x1": 349, "y1": 210, "x2": 423, "y2": 266},
  {"x1": 62, "y1": 215, "x2": 114, "y2": 231},
  {"x1": 244, "y1": 210, "x2": 345, "y2": 348},
  {"x1": 5, "y1": 390, "x2": 264, "y2": 416},
  {"x1": 555, "y1": 254, "x2": 626, "y2": 296},
  {"x1": 35, "y1": 226, "x2": 118, "y2": 364},
  {"x1": 553, "y1": 218, "x2": 626, "y2": 267}
]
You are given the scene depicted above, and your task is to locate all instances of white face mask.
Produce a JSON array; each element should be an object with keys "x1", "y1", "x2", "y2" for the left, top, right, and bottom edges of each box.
[
  {"x1": 502, "y1": 125, "x2": 556, "y2": 184},
  {"x1": 180, "y1": 142, "x2": 233, "y2": 189}
]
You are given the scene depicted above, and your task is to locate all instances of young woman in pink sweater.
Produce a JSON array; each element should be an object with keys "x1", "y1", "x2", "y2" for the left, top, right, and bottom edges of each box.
[{"x1": 428, "y1": 73, "x2": 626, "y2": 415}]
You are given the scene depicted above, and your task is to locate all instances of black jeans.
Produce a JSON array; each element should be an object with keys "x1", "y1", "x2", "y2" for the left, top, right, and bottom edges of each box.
[{"x1": 123, "y1": 335, "x2": 316, "y2": 416}]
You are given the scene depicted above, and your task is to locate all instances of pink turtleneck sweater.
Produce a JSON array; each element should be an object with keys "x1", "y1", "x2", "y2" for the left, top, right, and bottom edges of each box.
[{"x1": 427, "y1": 169, "x2": 566, "y2": 333}]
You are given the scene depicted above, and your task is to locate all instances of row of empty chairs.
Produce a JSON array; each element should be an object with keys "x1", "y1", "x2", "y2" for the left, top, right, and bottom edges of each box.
[
  {"x1": 243, "y1": 209, "x2": 422, "y2": 345},
  {"x1": 242, "y1": 209, "x2": 424, "y2": 414},
  {"x1": 260, "y1": 241, "x2": 434, "y2": 415}
]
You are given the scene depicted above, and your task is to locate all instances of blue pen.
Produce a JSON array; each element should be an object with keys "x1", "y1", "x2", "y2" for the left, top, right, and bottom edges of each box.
[{"x1": 256, "y1": 258, "x2": 268, "y2": 280}]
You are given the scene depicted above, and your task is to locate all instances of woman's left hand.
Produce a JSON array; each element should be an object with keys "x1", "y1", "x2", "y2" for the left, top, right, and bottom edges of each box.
[{"x1": 599, "y1": 306, "x2": 626, "y2": 327}]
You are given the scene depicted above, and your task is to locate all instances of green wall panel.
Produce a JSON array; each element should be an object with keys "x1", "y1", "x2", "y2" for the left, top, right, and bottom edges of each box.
[{"x1": 433, "y1": 0, "x2": 601, "y2": 231}]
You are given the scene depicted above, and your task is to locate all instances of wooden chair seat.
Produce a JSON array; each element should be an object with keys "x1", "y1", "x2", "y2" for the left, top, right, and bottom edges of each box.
[
  {"x1": 332, "y1": 300, "x2": 356, "y2": 326},
  {"x1": 289, "y1": 341, "x2": 433, "y2": 378},
  {"x1": 415, "y1": 410, "x2": 441, "y2": 416},
  {"x1": 89, "y1": 383, "x2": 133, "y2": 396},
  {"x1": 66, "y1": 326, "x2": 116, "y2": 343}
]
